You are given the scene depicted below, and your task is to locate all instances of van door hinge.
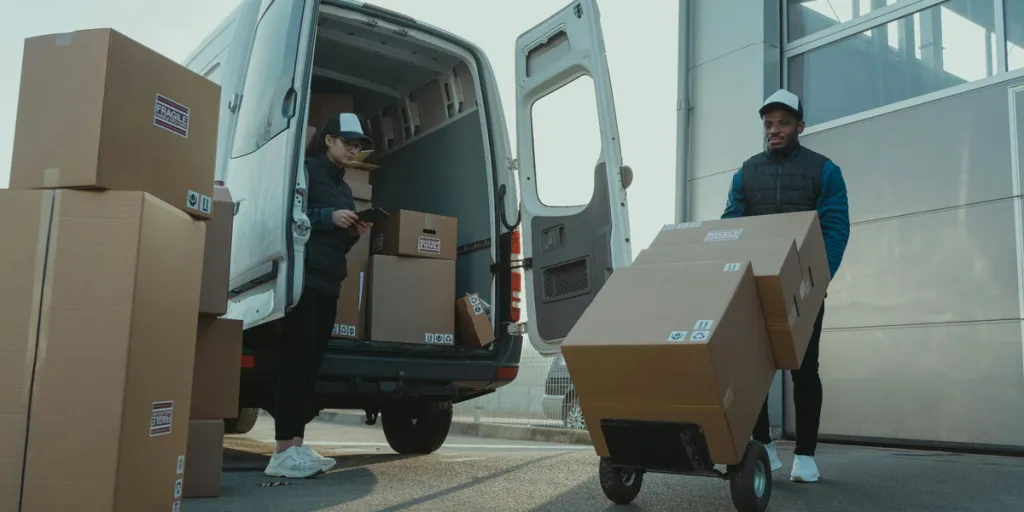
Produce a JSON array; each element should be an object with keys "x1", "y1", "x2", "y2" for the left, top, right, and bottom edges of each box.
[
  {"x1": 512, "y1": 257, "x2": 532, "y2": 270},
  {"x1": 228, "y1": 93, "x2": 243, "y2": 113},
  {"x1": 508, "y1": 322, "x2": 527, "y2": 336},
  {"x1": 506, "y1": 158, "x2": 519, "y2": 171}
]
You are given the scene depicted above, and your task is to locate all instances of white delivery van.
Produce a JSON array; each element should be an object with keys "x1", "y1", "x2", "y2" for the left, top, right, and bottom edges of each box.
[{"x1": 183, "y1": 0, "x2": 632, "y2": 453}]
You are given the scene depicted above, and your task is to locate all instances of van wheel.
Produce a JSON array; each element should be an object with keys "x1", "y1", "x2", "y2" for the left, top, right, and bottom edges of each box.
[
  {"x1": 224, "y1": 408, "x2": 260, "y2": 435},
  {"x1": 381, "y1": 400, "x2": 453, "y2": 455}
]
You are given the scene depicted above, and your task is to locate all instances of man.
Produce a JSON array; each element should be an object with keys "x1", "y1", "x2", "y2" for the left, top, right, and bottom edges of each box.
[{"x1": 722, "y1": 89, "x2": 850, "y2": 483}]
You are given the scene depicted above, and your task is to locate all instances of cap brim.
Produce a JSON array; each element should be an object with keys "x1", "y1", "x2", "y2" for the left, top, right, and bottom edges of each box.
[
  {"x1": 337, "y1": 131, "x2": 373, "y2": 149},
  {"x1": 759, "y1": 102, "x2": 801, "y2": 119}
]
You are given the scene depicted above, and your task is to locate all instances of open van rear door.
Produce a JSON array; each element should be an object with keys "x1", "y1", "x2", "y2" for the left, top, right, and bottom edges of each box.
[
  {"x1": 223, "y1": 0, "x2": 320, "y2": 328},
  {"x1": 516, "y1": 0, "x2": 632, "y2": 356}
]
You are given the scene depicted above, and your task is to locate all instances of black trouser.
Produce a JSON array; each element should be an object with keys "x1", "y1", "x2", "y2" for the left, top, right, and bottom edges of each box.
[
  {"x1": 753, "y1": 303, "x2": 825, "y2": 457},
  {"x1": 274, "y1": 288, "x2": 338, "y2": 441}
]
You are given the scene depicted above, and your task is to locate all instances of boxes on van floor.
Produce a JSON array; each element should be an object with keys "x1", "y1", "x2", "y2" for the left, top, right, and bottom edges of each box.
[
  {"x1": 190, "y1": 318, "x2": 243, "y2": 420},
  {"x1": 332, "y1": 260, "x2": 368, "y2": 340},
  {"x1": 0, "y1": 189, "x2": 204, "y2": 512},
  {"x1": 183, "y1": 420, "x2": 225, "y2": 498},
  {"x1": 560, "y1": 260, "x2": 777, "y2": 465},
  {"x1": 368, "y1": 255, "x2": 456, "y2": 344},
  {"x1": 9, "y1": 28, "x2": 220, "y2": 220},
  {"x1": 347, "y1": 169, "x2": 372, "y2": 201},
  {"x1": 372, "y1": 210, "x2": 458, "y2": 261},
  {"x1": 649, "y1": 212, "x2": 829, "y2": 369},
  {"x1": 456, "y1": 293, "x2": 495, "y2": 348},
  {"x1": 199, "y1": 186, "x2": 235, "y2": 316}
]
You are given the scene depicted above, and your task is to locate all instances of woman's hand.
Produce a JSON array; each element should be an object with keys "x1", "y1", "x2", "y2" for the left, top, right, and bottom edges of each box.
[
  {"x1": 332, "y1": 209, "x2": 358, "y2": 228},
  {"x1": 350, "y1": 221, "x2": 372, "y2": 237}
]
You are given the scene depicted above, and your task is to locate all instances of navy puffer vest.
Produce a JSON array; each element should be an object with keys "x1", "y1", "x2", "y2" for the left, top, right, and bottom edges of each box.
[{"x1": 740, "y1": 145, "x2": 827, "y2": 216}]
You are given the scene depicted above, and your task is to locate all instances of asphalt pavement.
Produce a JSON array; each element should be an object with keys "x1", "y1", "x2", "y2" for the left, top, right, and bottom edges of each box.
[{"x1": 184, "y1": 417, "x2": 1024, "y2": 511}]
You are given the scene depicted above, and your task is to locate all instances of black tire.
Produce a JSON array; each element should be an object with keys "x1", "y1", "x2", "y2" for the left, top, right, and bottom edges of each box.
[
  {"x1": 728, "y1": 440, "x2": 772, "y2": 512},
  {"x1": 224, "y1": 407, "x2": 260, "y2": 435},
  {"x1": 381, "y1": 400, "x2": 453, "y2": 455},
  {"x1": 598, "y1": 456, "x2": 643, "y2": 505}
]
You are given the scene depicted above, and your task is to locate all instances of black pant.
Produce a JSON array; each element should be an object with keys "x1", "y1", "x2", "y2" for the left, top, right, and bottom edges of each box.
[
  {"x1": 274, "y1": 288, "x2": 338, "y2": 441},
  {"x1": 753, "y1": 303, "x2": 825, "y2": 456}
]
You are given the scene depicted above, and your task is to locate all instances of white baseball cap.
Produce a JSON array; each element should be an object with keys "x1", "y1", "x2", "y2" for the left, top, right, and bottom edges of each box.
[
  {"x1": 322, "y1": 112, "x2": 373, "y2": 148},
  {"x1": 759, "y1": 89, "x2": 803, "y2": 120}
]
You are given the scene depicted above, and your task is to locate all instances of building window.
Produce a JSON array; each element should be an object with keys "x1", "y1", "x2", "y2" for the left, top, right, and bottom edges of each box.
[
  {"x1": 788, "y1": 0, "x2": 900, "y2": 42},
  {"x1": 1006, "y1": 0, "x2": 1024, "y2": 70},
  {"x1": 787, "y1": 0, "x2": 997, "y2": 126}
]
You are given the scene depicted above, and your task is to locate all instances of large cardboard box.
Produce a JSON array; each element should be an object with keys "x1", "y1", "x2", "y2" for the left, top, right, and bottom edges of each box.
[
  {"x1": 455, "y1": 294, "x2": 495, "y2": 348},
  {"x1": 0, "y1": 190, "x2": 204, "y2": 512},
  {"x1": 561, "y1": 261, "x2": 776, "y2": 465},
  {"x1": 372, "y1": 210, "x2": 458, "y2": 261},
  {"x1": 190, "y1": 318, "x2": 243, "y2": 420},
  {"x1": 634, "y1": 241, "x2": 809, "y2": 369},
  {"x1": 332, "y1": 260, "x2": 369, "y2": 340},
  {"x1": 10, "y1": 29, "x2": 219, "y2": 220},
  {"x1": 346, "y1": 169, "x2": 372, "y2": 201},
  {"x1": 309, "y1": 93, "x2": 355, "y2": 131},
  {"x1": 368, "y1": 255, "x2": 456, "y2": 344},
  {"x1": 199, "y1": 186, "x2": 235, "y2": 316},
  {"x1": 182, "y1": 420, "x2": 224, "y2": 498}
]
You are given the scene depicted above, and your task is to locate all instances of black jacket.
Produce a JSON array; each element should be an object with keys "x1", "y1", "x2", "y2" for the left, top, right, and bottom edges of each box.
[{"x1": 304, "y1": 154, "x2": 358, "y2": 298}]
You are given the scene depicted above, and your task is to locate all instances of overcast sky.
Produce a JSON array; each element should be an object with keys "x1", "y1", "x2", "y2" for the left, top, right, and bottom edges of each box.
[{"x1": 0, "y1": 0, "x2": 679, "y2": 252}]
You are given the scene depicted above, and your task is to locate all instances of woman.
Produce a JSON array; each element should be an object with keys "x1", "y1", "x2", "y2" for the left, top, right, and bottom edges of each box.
[{"x1": 264, "y1": 112, "x2": 373, "y2": 479}]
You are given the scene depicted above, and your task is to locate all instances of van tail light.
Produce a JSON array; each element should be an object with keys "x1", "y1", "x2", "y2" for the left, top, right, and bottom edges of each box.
[
  {"x1": 510, "y1": 229, "x2": 523, "y2": 323},
  {"x1": 241, "y1": 355, "x2": 255, "y2": 369},
  {"x1": 496, "y1": 366, "x2": 519, "y2": 380}
]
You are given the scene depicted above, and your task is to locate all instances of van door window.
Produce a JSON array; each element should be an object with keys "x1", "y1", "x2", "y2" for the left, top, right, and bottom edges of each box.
[
  {"x1": 231, "y1": 0, "x2": 307, "y2": 158},
  {"x1": 530, "y1": 75, "x2": 601, "y2": 207}
]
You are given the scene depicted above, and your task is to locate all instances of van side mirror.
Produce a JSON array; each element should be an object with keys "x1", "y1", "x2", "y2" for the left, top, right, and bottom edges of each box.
[{"x1": 619, "y1": 165, "x2": 634, "y2": 190}]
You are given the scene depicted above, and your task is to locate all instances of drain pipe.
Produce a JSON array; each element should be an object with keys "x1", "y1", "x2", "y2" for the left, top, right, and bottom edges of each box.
[{"x1": 674, "y1": 0, "x2": 692, "y2": 223}]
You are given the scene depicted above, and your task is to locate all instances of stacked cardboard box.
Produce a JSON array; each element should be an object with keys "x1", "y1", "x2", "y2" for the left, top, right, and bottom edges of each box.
[
  {"x1": 1, "y1": 28, "x2": 220, "y2": 511},
  {"x1": 561, "y1": 212, "x2": 830, "y2": 465},
  {"x1": 368, "y1": 210, "x2": 459, "y2": 345}
]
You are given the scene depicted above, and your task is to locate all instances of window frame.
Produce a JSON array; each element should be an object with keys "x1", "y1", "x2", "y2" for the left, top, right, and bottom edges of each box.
[{"x1": 783, "y1": 0, "x2": 1018, "y2": 133}]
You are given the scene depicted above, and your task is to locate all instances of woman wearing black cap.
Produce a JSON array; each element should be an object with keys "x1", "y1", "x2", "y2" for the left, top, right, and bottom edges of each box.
[{"x1": 264, "y1": 113, "x2": 374, "y2": 479}]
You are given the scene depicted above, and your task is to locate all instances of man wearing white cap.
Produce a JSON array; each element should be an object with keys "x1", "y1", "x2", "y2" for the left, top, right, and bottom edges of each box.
[
  {"x1": 265, "y1": 112, "x2": 374, "y2": 479},
  {"x1": 722, "y1": 89, "x2": 851, "y2": 483}
]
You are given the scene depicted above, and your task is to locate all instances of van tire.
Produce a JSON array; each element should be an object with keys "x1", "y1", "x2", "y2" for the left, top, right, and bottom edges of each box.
[
  {"x1": 224, "y1": 407, "x2": 260, "y2": 435},
  {"x1": 381, "y1": 400, "x2": 453, "y2": 454}
]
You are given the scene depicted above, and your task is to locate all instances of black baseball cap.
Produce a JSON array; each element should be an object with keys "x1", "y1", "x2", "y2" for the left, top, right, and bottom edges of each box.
[{"x1": 759, "y1": 89, "x2": 804, "y2": 120}]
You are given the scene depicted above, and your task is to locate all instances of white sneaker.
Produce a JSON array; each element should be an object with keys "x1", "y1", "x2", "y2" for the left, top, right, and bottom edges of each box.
[
  {"x1": 790, "y1": 455, "x2": 820, "y2": 483},
  {"x1": 764, "y1": 442, "x2": 783, "y2": 472},
  {"x1": 264, "y1": 446, "x2": 322, "y2": 479},
  {"x1": 300, "y1": 445, "x2": 337, "y2": 472}
]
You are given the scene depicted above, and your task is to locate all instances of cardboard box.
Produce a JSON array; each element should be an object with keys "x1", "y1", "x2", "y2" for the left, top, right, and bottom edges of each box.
[
  {"x1": 190, "y1": 318, "x2": 243, "y2": 420},
  {"x1": 0, "y1": 189, "x2": 204, "y2": 512},
  {"x1": 332, "y1": 260, "x2": 368, "y2": 339},
  {"x1": 347, "y1": 199, "x2": 373, "y2": 262},
  {"x1": 10, "y1": 29, "x2": 219, "y2": 220},
  {"x1": 182, "y1": 420, "x2": 224, "y2": 498},
  {"x1": 368, "y1": 255, "x2": 456, "y2": 344},
  {"x1": 346, "y1": 169, "x2": 372, "y2": 201},
  {"x1": 199, "y1": 186, "x2": 234, "y2": 316},
  {"x1": 561, "y1": 260, "x2": 776, "y2": 465},
  {"x1": 372, "y1": 210, "x2": 458, "y2": 261},
  {"x1": 633, "y1": 241, "x2": 809, "y2": 369},
  {"x1": 456, "y1": 294, "x2": 495, "y2": 348},
  {"x1": 308, "y1": 93, "x2": 355, "y2": 131}
]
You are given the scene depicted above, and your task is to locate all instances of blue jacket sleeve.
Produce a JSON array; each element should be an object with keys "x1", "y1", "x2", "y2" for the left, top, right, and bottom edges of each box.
[
  {"x1": 308, "y1": 208, "x2": 336, "y2": 231},
  {"x1": 817, "y1": 160, "x2": 851, "y2": 278},
  {"x1": 721, "y1": 169, "x2": 746, "y2": 219}
]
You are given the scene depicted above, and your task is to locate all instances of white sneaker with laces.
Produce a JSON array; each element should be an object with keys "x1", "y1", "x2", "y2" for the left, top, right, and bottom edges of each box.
[
  {"x1": 764, "y1": 442, "x2": 783, "y2": 472},
  {"x1": 790, "y1": 455, "x2": 821, "y2": 483},
  {"x1": 264, "y1": 446, "x2": 322, "y2": 479},
  {"x1": 300, "y1": 445, "x2": 337, "y2": 472}
]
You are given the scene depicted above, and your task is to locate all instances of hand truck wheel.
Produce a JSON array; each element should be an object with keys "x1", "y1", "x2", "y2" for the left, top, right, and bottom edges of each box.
[
  {"x1": 727, "y1": 440, "x2": 772, "y2": 512},
  {"x1": 598, "y1": 456, "x2": 644, "y2": 505}
]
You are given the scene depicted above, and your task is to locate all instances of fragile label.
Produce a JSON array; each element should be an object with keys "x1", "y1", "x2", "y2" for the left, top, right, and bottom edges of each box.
[
  {"x1": 150, "y1": 401, "x2": 174, "y2": 437},
  {"x1": 333, "y1": 324, "x2": 357, "y2": 337},
  {"x1": 722, "y1": 262, "x2": 742, "y2": 272},
  {"x1": 176, "y1": 455, "x2": 185, "y2": 475},
  {"x1": 153, "y1": 94, "x2": 190, "y2": 138},
  {"x1": 425, "y1": 333, "x2": 454, "y2": 345},
  {"x1": 198, "y1": 194, "x2": 212, "y2": 215},
  {"x1": 667, "y1": 331, "x2": 689, "y2": 342},
  {"x1": 417, "y1": 236, "x2": 441, "y2": 254},
  {"x1": 173, "y1": 478, "x2": 183, "y2": 499},
  {"x1": 689, "y1": 330, "x2": 709, "y2": 342},
  {"x1": 799, "y1": 278, "x2": 811, "y2": 300},
  {"x1": 186, "y1": 190, "x2": 200, "y2": 211},
  {"x1": 704, "y1": 229, "x2": 742, "y2": 243},
  {"x1": 694, "y1": 319, "x2": 714, "y2": 330}
]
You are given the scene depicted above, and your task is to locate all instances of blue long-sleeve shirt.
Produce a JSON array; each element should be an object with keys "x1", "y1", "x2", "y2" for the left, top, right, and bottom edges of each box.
[{"x1": 722, "y1": 160, "x2": 851, "y2": 278}]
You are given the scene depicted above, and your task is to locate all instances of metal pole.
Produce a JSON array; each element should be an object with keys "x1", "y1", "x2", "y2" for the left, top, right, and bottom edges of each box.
[{"x1": 674, "y1": 0, "x2": 692, "y2": 223}]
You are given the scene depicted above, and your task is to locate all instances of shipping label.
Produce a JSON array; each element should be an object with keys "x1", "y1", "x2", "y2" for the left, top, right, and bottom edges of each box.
[
  {"x1": 198, "y1": 194, "x2": 212, "y2": 215},
  {"x1": 689, "y1": 330, "x2": 710, "y2": 342},
  {"x1": 174, "y1": 478, "x2": 183, "y2": 499},
  {"x1": 667, "y1": 331, "x2": 689, "y2": 342},
  {"x1": 153, "y1": 94, "x2": 190, "y2": 138},
  {"x1": 472, "y1": 304, "x2": 485, "y2": 316},
  {"x1": 173, "y1": 501, "x2": 180, "y2": 512},
  {"x1": 703, "y1": 228, "x2": 742, "y2": 243},
  {"x1": 176, "y1": 455, "x2": 185, "y2": 475},
  {"x1": 372, "y1": 234, "x2": 385, "y2": 252},
  {"x1": 425, "y1": 333, "x2": 454, "y2": 345},
  {"x1": 722, "y1": 262, "x2": 742, "y2": 272},
  {"x1": 417, "y1": 236, "x2": 441, "y2": 254},
  {"x1": 333, "y1": 324, "x2": 357, "y2": 337},
  {"x1": 186, "y1": 190, "x2": 200, "y2": 212},
  {"x1": 694, "y1": 319, "x2": 714, "y2": 330},
  {"x1": 150, "y1": 401, "x2": 174, "y2": 437}
]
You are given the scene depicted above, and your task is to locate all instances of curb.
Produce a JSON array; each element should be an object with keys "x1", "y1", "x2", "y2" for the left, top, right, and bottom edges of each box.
[{"x1": 315, "y1": 410, "x2": 593, "y2": 446}]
